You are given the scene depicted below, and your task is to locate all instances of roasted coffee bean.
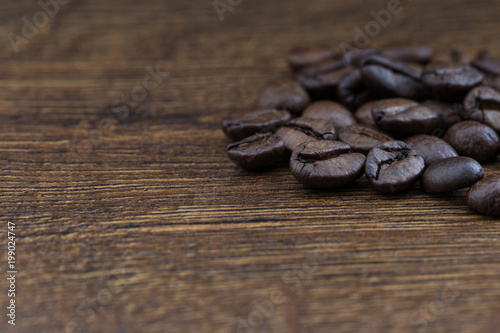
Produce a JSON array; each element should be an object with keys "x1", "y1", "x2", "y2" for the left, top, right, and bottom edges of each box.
[
  {"x1": 421, "y1": 99, "x2": 463, "y2": 132},
  {"x1": 275, "y1": 117, "x2": 336, "y2": 152},
  {"x1": 302, "y1": 101, "x2": 357, "y2": 129},
  {"x1": 361, "y1": 55, "x2": 430, "y2": 100},
  {"x1": 221, "y1": 108, "x2": 292, "y2": 141},
  {"x1": 420, "y1": 157, "x2": 484, "y2": 193},
  {"x1": 226, "y1": 133, "x2": 285, "y2": 169},
  {"x1": 421, "y1": 63, "x2": 483, "y2": 101},
  {"x1": 404, "y1": 134, "x2": 458, "y2": 166},
  {"x1": 430, "y1": 48, "x2": 472, "y2": 64},
  {"x1": 371, "y1": 98, "x2": 439, "y2": 136},
  {"x1": 365, "y1": 141, "x2": 425, "y2": 194},
  {"x1": 294, "y1": 59, "x2": 353, "y2": 100},
  {"x1": 377, "y1": 45, "x2": 432, "y2": 65},
  {"x1": 290, "y1": 140, "x2": 366, "y2": 188},
  {"x1": 472, "y1": 57, "x2": 500, "y2": 77},
  {"x1": 354, "y1": 101, "x2": 376, "y2": 126},
  {"x1": 467, "y1": 174, "x2": 500, "y2": 216},
  {"x1": 337, "y1": 124, "x2": 393, "y2": 155},
  {"x1": 288, "y1": 43, "x2": 335, "y2": 70},
  {"x1": 462, "y1": 86, "x2": 500, "y2": 132},
  {"x1": 481, "y1": 76, "x2": 500, "y2": 91},
  {"x1": 444, "y1": 120, "x2": 499, "y2": 162},
  {"x1": 256, "y1": 79, "x2": 310, "y2": 114},
  {"x1": 336, "y1": 69, "x2": 373, "y2": 110},
  {"x1": 472, "y1": 55, "x2": 500, "y2": 90},
  {"x1": 342, "y1": 48, "x2": 376, "y2": 67}
]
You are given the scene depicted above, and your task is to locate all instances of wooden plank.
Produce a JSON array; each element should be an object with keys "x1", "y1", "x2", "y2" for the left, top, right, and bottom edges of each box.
[{"x1": 0, "y1": 0, "x2": 499, "y2": 332}]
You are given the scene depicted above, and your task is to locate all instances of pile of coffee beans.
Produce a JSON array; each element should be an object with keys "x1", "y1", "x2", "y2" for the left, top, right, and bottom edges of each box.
[{"x1": 222, "y1": 44, "x2": 500, "y2": 217}]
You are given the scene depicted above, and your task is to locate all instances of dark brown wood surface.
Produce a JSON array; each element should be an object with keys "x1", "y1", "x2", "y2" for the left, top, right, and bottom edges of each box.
[{"x1": 0, "y1": 0, "x2": 499, "y2": 332}]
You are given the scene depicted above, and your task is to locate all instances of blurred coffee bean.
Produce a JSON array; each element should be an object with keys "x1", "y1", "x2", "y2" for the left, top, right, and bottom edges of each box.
[
  {"x1": 377, "y1": 45, "x2": 432, "y2": 64},
  {"x1": 405, "y1": 134, "x2": 458, "y2": 166},
  {"x1": 337, "y1": 124, "x2": 393, "y2": 155},
  {"x1": 294, "y1": 59, "x2": 354, "y2": 100},
  {"x1": 341, "y1": 48, "x2": 376, "y2": 67},
  {"x1": 420, "y1": 156, "x2": 484, "y2": 193},
  {"x1": 430, "y1": 48, "x2": 472, "y2": 64},
  {"x1": 354, "y1": 101, "x2": 377, "y2": 126},
  {"x1": 226, "y1": 133, "x2": 285, "y2": 169},
  {"x1": 472, "y1": 57, "x2": 500, "y2": 76},
  {"x1": 288, "y1": 43, "x2": 335, "y2": 71},
  {"x1": 467, "y1": 174, "x2": 500, "y2": 216},
  {"x1": 290, "y1": 140, "x2": 366, "y2": 189},
  {"x1": 275, "y1": 117, "x2": 336, "y2": 152},
  {"x1": 361, "y1": 55, "x2": 430, "y2": 100},
  {"x1": 222, "y1": 108, "x2": 292, "y2": 141},
  {"x1": 302, "y1": 101, "x2": 357, "y2": 129},
  {"x1": 444, "y1": 120, "x2": 499, "y2": 162},
  {"x1": 463, "y1": 86, "x2": 500, "y2": 132},
  {"x1": 256, "y1": 79, "x2": 310, "y2": 114},
  {"x1": 421, "y1": 99, "x2": 463, "y2": 132},
  {"x1": 336, "y1": 69, "x2": 373, "y2": 110},
  {"x1": 421, "y1": 63, "x2": 483, "y2": 101},
  {"x1": 472, "y1": 55, "x2": 500, "y2": 90},
  {"x1": 372, "y1": 98, "x2": 439, "y2": 136},
  {"x1": 365, "y1": 140, "x2": 425, "y2": 194}
]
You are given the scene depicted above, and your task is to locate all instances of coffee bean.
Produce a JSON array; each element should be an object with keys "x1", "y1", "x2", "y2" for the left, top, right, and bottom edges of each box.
[
  {"x1": 275, "y1": 117, "x2": 336, "y2": 152},
  {"x1": 472, "y1": 57, "x2": 500, "y2": 77},
  {"x1": 302, "y1": 101, "x2": 357, "y2": 129},
  {"x1": 463, "y1": 86, "x2": 500, "y2": 132},
  {"x1": 372, "y1": 98, "x2": 439, "y2": 136},
  {"x1": 226, "y1": 133, "x2": 285, "y2": 169},
  {"x1": 475, "y1": 50, "x2": 491, "y2": 61},
  {"x1": 288, "y1": 43, "x2": 335, "y2": 70},
  {"x1": 420, "y1": 156, "x2": 484, "y2": 193},
  {"x1": 365, "y1": 141, "x2": 425, "y2": 194},
  {"x1": 421, "y1": 63, "x2": 483, "y2": 101},
  {"x1": 342, "y1": 48, "x2": 376, "y2": 67},
  {"x1": 444, "y1": 120, "x2": 499, "y2": 162},
  {"x1": 354, "y1": 101, "x2": 376, "y2": 126},
  {"x1": 221, "y1": 108, "x2": 292, "y2": 141},
  {"x1": 294, "y1": 59, "x2": 353, "y2": 100},
  {"x1": 430, "y1": 48, "x2": 472, "y2": 64},
  {"x1": 337, "y1": 124, "x2": 393, "y2": 155},
  {"x1": 336, "y1": 69, "x2": 373, "y2": 110},
  {"x1": 421, "y1": 99, "x2": 463, "y2": 131},
  {"x1": 404, "y1": 134, "x2": 458, "y2": 166},
  {"x1": 256, "y1": 79, "x2": 310, "y2": 114},
  {"x1": 361, "y1": 55, "x2": 430, "y2": 100},
  {"x1": 482, "y1": 76, "x2": 500, "y2": 91},
  {"x1": 377, "y1": 45, "x2": 432, "y2": 65},
  {"x1": 473, "y1": 53, "x2": 500, "y2": 89},
  {"x1": 467, "y1": 174, "x2": 500, "y2": 216},
  {"x1": 290, "y1": 140, "x2": 366, "y2": 188}
]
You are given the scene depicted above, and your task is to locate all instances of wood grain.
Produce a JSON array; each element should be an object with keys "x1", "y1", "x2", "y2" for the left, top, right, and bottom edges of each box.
[{"x1": 0, "y1": 0, "x2": 500, "y2": 332}]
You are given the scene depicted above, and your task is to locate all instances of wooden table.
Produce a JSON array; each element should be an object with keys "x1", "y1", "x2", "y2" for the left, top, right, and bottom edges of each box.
[{"x1": 1, "y1": 0, "x2": 499, "y2": 332}]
